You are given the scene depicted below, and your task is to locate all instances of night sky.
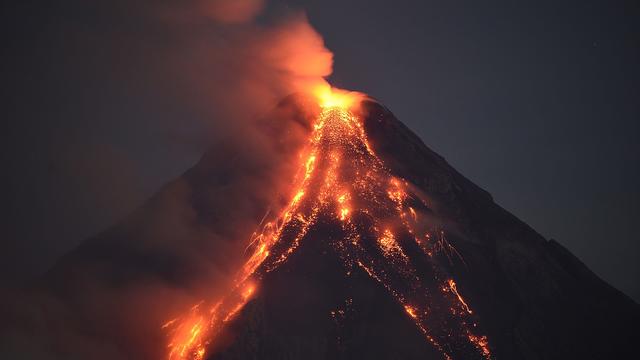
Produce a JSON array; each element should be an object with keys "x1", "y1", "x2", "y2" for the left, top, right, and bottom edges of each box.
[{"x1": 1, "y1": 0, "x2": 638, "y2": 302}]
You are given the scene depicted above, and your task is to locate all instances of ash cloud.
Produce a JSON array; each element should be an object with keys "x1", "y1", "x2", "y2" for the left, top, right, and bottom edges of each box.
[{"x1": 1, "y1": 0, "x2": 330, "y2": 358}]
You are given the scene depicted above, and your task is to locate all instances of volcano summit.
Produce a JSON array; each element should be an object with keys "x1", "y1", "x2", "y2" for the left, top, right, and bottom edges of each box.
[
  {"x1": 164, "y1": 90, "x2": 492, "y2": 360},
  {"x1": 36, "y1": 90, "x2": 638, "y2": 360}
]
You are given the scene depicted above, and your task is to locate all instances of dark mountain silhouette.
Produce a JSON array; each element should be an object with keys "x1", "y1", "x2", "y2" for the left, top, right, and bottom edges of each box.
[{"x1": 26, "y1": 95, "x2": 638, "y2": 360}]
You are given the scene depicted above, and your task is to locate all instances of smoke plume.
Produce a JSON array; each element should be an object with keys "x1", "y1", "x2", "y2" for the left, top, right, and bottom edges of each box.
[{"x1": 0, "y1": 0, "x2": 333, "y2": 359}]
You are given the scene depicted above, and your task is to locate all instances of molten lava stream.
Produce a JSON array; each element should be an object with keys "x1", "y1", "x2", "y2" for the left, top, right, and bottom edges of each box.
[{"x1": 163, "y1": 87, "x2": 492, "y2": 360}]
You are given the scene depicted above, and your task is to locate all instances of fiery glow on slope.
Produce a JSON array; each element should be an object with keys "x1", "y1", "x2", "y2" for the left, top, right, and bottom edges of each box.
[
  {"x1": 446, "y1": 279, "x2": 473, "y2": 315},
  {"x1": 163, "y1": 86, "x2": 491, "y2": 359}
]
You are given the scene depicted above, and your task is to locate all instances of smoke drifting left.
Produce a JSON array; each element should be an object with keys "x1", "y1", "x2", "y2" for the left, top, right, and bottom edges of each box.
[{"x1": 1, "y1": 0, "x2": 334, "y2": 358}]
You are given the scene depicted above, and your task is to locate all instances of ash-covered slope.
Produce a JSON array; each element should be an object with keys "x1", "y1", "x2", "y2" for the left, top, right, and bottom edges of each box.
[
  {"x1": 357, "y1": 100, "x2": 639, "y2": 359},
  {"x1": 30, "y1": 95, "x2": 638, "y2": 360},
  {"x1": 205, "y1": 98, "x2": 639, "y2": 360}
]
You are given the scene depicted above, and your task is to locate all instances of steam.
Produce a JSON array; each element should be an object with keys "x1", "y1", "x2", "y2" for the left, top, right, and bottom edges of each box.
[
  {"x1": 1, "y1": 1, "x2": 333, "y2": 359},
  {"x1": 143, "y1": 0, "x2": 334, "y2": 140}
]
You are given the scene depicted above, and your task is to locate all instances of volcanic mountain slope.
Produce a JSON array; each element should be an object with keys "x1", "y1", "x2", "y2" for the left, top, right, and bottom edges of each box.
[{"x1": 33, "y1": 94, "x2": 638, "y2": 360}]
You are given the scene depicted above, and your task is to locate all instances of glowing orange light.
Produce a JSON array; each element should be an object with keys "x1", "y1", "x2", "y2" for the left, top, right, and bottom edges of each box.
[
  {"x1": 468, "y1": 333, "x2": 491, "y2": 358},
  {"x1": 312, "y1": 83, "x2": 361, "y2": 109},
  {"x1": 339, "y1": 207, "x2": 350, "y2": 221},
  {"x1": 163, "y1": 85, "x2": 490, "y2": 360},
  {"x1": 409, "y1": 207, "x2": 417, "y2": 221},
  {"x1": 292, "y1": 190, "x2": 304, "y2": 204},
  {"x1": 447, "y1": 279, "x2": 473, "y2": 314},
  {"x1": 405, "y1": 305, "x2": 418, "y2": 319},
  {"x1": 304, "y1": 155, "x2": 316, "y2": 180}
]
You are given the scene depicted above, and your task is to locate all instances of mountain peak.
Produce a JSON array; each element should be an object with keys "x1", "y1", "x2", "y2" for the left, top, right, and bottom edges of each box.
[{"x1": 36, "y1": 94, "x2": 638, "y2": 360}]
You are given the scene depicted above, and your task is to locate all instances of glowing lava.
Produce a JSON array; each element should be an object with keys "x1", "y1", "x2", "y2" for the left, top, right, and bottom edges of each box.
[{"x1": 163, "y1": 86, "x2": 492, "y2": 359}]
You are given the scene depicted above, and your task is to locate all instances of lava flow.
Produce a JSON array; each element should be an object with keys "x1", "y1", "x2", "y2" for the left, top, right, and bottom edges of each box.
[{"x1": 163, "y1": 86, "x2": 492, "y2": 360}]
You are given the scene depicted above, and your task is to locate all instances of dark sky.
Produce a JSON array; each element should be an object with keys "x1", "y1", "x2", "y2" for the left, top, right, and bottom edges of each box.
[{"x1": 1, "y1": 0, "x2": 638, "y2": 302}]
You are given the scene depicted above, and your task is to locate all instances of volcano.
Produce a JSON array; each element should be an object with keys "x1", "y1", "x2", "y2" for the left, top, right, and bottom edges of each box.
[{"x1": 39, "y1": 91, "x2": 638, "y2": 360}]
